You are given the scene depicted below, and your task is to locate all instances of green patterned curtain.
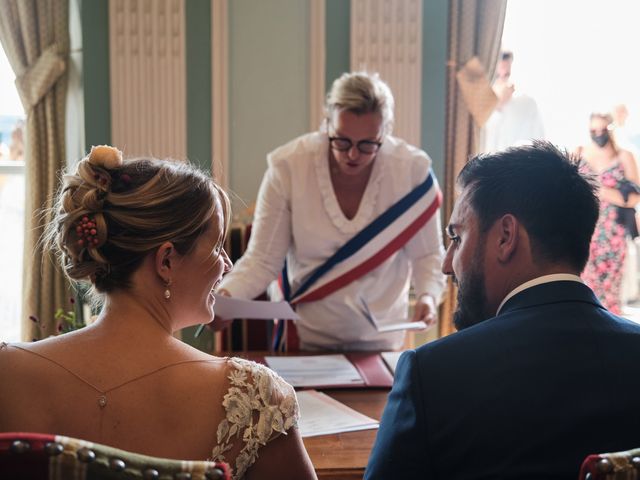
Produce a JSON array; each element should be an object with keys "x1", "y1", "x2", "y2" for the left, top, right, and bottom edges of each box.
[{"x1": 0, "y1": 0, "x2": 71, "y2": 341}]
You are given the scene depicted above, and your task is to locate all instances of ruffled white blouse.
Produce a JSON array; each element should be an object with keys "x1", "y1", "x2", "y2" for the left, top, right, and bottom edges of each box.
[{"x1": 219, "y1": 132, "x2": 445, "y2": 351}]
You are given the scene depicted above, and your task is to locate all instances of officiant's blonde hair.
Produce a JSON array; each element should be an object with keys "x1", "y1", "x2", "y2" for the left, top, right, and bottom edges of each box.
[{"x1": 325, "y1": 71, "x2": 395, "y2": 134}]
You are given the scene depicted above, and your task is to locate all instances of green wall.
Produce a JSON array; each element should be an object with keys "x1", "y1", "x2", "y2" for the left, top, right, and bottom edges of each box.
[
  {"x1": 82, "y1": 0, "x2": 110, "y2": 147},
  {"x1": 186, "y1": 0, "x2": 212, "y2": 172},
  {"x1": 421, "y1": 0, "x2": 448, "y2": 185},
  {"x1": 183, "y1": 0, "x2": 214, "y2": 349},
  {"x1": 228, "y1": 0, "x2": 310, "y2": 206},
  {"x1": 325, "y1": 0, "x2": 350, "y2": 93}
]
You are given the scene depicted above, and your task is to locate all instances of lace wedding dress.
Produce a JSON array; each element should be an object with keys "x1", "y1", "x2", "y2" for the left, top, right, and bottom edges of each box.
[{"x1": 210, "y1": 357, "x2": 299, "y2": 479}]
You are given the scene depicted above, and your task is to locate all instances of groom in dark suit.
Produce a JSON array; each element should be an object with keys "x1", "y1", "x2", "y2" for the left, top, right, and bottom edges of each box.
[{"x1": 365, "y1": 141, "x2": 640, "y2": 479}]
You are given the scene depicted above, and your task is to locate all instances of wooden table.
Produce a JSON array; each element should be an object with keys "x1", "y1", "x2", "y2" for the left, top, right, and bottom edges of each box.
[
  {"x1": 231, "y1": 351, "x2": 391, "y2": 478},
  {"x1": 302, "y1": 388, "x2": 389, "y2": 480}
]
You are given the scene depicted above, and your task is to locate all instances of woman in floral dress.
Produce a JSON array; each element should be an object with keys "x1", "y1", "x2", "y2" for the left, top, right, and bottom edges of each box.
[{"x1": 581, "y1": 112, "x2": 640, "y2": 314}]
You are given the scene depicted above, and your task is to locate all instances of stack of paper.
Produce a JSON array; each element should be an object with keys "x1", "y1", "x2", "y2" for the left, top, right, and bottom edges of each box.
[
  {"x1": 296, "y1": 390, "x2": 379, "y2": 438},
  {"x1": 265, "y1": 354, "x2": 364, "y2": 388}
]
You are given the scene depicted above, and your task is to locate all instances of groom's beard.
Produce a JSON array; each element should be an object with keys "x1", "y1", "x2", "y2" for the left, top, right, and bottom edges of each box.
[{"x1": 453, "y1": 254, "x2": 490, "y2": 331}]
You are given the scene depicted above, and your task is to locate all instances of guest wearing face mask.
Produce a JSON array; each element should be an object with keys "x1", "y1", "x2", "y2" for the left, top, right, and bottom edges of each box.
[{"x1": 578, "y1": 112, "x2": 640, "y2": 313}]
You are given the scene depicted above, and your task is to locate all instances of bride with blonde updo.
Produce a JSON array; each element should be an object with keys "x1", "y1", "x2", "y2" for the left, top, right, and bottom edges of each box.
[{"x1": 0, "y1": 146, "x2": 316, "y2": 480}]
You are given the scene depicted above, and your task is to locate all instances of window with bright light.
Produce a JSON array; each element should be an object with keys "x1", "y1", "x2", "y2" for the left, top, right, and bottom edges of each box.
[
  {"x1": 0, "y1": 46, "x2": 25, "y2": 342},
  {"x1": 501, "y1": 0, "x2": 640, "y2": 151},
  {"x1": 501, "y1": 0, "x2": 640, "y2": 321}
]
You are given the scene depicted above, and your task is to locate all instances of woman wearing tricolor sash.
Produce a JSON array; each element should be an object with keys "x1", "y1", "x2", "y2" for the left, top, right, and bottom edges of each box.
[{"x1": 217, "y1": 72, "x2": 446, "y2": 351}]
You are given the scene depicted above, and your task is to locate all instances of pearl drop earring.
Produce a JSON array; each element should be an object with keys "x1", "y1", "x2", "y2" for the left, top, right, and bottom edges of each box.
[{"x1": 164, "y1": 280, "x2": 171, "y2": 300}]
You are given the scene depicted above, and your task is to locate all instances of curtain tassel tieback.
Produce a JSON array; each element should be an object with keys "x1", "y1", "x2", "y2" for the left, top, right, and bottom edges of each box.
[
  {"x1": 15, "y1": 44, "x2": 66, "y2": 111},
  {"x1": 455, "y1": 56, "x2": 498, "y2": 128}
]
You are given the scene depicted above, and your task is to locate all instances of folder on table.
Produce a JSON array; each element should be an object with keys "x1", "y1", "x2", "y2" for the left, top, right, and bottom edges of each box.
[{"x1": 255, "y1": 352, "x2": 394, "y2": 389}]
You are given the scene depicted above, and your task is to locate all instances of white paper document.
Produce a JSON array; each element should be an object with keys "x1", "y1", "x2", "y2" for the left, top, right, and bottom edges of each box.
[
  {"x1": 381, "y1": 351, "x2": 403, "y2": 375},
  {"x1": 264, "y1": 354, "x2": 364, "y2": 388},
  {"x1": 375, "y1": 321, "x2": 427, "y2": 332},
  {"x1": 296, "y1": 390, "x2": 379, "y2": 438},
  {"x1": 213, "y1": 295, "x2": 299, "y2": 320},
  {"x1": 360, "y1": 299, "x2": 426, "y2": 332}
]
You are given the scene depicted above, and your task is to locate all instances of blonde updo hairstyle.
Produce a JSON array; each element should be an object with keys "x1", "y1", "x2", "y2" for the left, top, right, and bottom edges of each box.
[
  {"x1": 325, "y1": 71, "x2": 395, "y2": 135},
  {"x1": 45, "y1": 146, "x2": 230, "y2": 295}
]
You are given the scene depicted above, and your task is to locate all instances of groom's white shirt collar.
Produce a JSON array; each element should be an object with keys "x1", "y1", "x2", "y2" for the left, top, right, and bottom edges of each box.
[{"x1": 496, "y1": 273, "x2": 583, "y2": 315}]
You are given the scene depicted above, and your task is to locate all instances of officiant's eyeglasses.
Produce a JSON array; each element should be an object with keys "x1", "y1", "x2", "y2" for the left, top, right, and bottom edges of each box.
[{"x1": 329, "y1": 137, "x2": 382, "y2": 155}]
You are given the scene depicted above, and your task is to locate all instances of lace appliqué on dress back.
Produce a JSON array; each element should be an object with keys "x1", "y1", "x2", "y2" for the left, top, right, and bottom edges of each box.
[{"x1": 210, "y1": 357, "x2": 298, "y2": 479}]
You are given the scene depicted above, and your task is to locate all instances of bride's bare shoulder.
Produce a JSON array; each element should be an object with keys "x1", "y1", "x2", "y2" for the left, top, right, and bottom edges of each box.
[
  {"x1": 0, "y1": 342, "x2": 45, "y2": 415},
  {"x1": 0, "y1": 341, "x2": 35, "y2": 372}
]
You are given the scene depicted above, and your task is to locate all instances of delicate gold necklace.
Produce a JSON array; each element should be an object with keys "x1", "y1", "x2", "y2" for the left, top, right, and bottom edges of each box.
[{"x1": 2, "y1": 342, "x2": 218, "y2": 409}]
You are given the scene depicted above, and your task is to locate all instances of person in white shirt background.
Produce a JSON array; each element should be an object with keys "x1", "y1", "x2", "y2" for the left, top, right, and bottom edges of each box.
[
  {"x1": 214, "y1": 72, "x2": 446, "y2": 351},
  {"x1": 480, "y1": 50, "x2": 545, "y2": 153}
]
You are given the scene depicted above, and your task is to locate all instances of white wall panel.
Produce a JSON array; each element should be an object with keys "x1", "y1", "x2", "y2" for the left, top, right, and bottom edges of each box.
[
  {"x1": 351, "y1": 0, "x2": 422, "y2": 146},
  {"x1": 109, "y1": 0, "x2": 187, "y2": 160}
]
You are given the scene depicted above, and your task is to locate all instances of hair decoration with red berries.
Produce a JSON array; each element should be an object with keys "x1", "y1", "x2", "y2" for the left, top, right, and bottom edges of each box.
[{"x1": 75, "y1": 215, "x2": 100, "y2": 249}]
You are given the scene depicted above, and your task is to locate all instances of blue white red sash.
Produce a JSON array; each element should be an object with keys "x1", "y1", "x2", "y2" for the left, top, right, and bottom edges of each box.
[{"x1": 282, "y1": 169, "x2": 442, "y2": 305}]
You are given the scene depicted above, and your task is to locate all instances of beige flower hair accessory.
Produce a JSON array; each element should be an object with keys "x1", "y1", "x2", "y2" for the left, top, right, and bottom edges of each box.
[{"x1": 88, "y1": 145, "x2": 123, "y2": 169}]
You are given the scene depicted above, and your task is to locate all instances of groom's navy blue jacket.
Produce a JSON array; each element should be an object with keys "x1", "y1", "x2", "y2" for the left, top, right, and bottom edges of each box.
[{"x1": 366, "y1": 281, "x2": 640, "y2": 479}]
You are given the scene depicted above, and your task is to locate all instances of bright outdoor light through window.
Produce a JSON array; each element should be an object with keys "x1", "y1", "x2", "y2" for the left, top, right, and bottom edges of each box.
[{"x1": 0, "y1": 45, "x2": 25, "y2": 342}]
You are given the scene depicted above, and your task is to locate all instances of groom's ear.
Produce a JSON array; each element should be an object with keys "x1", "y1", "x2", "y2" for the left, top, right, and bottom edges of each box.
[{"x1": 495, "y1": 214, "x2": 519, "y2": 264}]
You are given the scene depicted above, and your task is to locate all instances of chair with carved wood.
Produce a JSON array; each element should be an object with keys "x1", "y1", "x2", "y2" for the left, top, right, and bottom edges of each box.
[
  {"x1": 579, "y1": 447, "x2": 640, "y2": 480},
  {"x1": 0, "y1": 432, "x2": 230, "y2": 480}
]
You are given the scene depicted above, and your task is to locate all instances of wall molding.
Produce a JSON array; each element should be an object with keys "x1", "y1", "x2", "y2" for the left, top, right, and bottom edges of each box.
[
  {"x1": 351, "y1": 0, "x2": 422, "y2": 145},
  {"x1": 309, "y1": 0, "x2": 326, "y2": 131},
  {"x1": 109, "y1": 0, "x2": 187, "y2": 159},
  {"x1": 212, "y1": 0, "x2": 229, "y2": 188}
]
